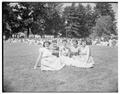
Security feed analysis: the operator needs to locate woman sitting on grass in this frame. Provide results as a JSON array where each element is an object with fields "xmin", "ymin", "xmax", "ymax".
[
  {"xmin": 50, "ymin": 40, "xmax": 59, "ymax": 57},
  {"xmin": 71, "ymin": 39, "xmax": 95, "ymax": 68},
  {"xmin": 34, "ymin": 41, "xmax": 65, "ymax": 71},
  {"xmin": 59, "ymin": 39, "xmax": 74, "ymax": 66},
  {"xmin": 70, "ymin": 39, "xmax": 80, "ymax": 58}
]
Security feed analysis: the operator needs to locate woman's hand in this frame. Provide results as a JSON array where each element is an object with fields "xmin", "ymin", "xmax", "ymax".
[
  {"xmin": 33, "ymin": 66, "xmax": 37, "ymax": 69},
  {"xmin": 79, "ymin": 53, "xmax": 87, "ymax": 55}
]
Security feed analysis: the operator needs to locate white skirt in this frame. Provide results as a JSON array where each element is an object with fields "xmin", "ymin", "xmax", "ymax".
[
  {"xmin": 71, "ymin": 55, "xmax": 95, "ymax": 68},
  {"xmin": 59, "ymin": 56, "xmax": 74, "ymax": 66},
  {"xmin": 41, "ymin": 56, "xmax": 65, "ymax": 71}
]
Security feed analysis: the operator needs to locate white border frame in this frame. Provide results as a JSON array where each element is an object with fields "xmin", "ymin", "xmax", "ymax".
[{"xmin": 0, "ymin": 0, "xmax": 119, "ymax": 94}]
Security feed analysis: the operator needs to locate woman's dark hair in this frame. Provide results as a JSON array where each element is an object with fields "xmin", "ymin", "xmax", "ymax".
[
  {"xmin": 62, "ymin": 39, "xmax": 67, "ymax": 43},
  {"xmin": 72, "ymin": 39, "xmax": 78, "ymax": 44},
  {"xmin": 52, "ymin": 40, "xmax": 57, "ymax": 43},
  {"xmin": 81, "ymin": 38, "xmax": 87, "ymax": 43},
  {"xmin": 43, "ymin": 41, "xmax": 51, "ymax": 47}
]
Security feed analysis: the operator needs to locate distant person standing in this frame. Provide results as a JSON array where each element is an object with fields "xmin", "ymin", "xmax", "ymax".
[{"xmin": 109, "ymin": 37, "xmax": 117, "ymax": 47}]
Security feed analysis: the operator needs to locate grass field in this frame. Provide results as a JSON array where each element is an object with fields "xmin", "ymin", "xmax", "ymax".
[{"xmin": 3, "ymin": 42, "xmax": 118, "ymax": 92}]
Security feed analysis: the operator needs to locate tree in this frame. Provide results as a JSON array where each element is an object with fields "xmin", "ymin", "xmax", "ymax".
[
  {"xmin": 63, "ymin": 3, "xmax": 94, "ymax": 38},
  {"xmin": 93, "ymin": 15, "xmax": 115, "ymax": 37},
  {"xmin": 19, "ymin": 2, "xmax": 45, "ymax": 37},
  {"xmin": 94, "ymin": 3, "xmax": 117, "ymax": 36},
  {"xmin": 2, "ymin": 2, "xmax": 20, "ymax": 39},
  {"xmin": 3, "ymin": 2, "xmax": 64, "ymax": 38},
  {"xmin": 94, "ymin": 3, "xmax": 115, "ymax": 21},
  {"xmin": 43, "ymin": 3, "xmax": 64, "ymax": 36},
  {"xmin": 63, "ymin": 3, "xmax": 82, "ymax": 38},
  {"xmin": 3, "ymin": 2, "xmax": 117, "ymax": 39},
  {"xmin": 19, "ymin": 2, "xmax": 64, "ymax": 37},
  {"xmin": 3, "ymin": 2, "xmax": 11, "ymax": 39},
  {"xmin": 84, "ymin": 4, "xmax": 96, "ymax": 37}
]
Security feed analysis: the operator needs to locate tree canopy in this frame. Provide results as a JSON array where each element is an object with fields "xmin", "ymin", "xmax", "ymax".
[{"xmin": 2, "ymin": 2, "xmax": 117, "ymax": 39}]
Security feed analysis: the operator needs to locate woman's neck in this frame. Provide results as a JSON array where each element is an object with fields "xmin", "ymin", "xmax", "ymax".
[
  {"xmin": 73, "ymin": 45, "xmax": 78, "ymax": 48},
  {"xmin": 81, "ymin": 45, "xmax": 86, "ymax": 48},
  {"xmin": 45, "ymin": 47, "xmax": 50, "ymax": 49},
  {"xmin": 63, "ymin": 45, "xmax": 67, "ymax": 48}
]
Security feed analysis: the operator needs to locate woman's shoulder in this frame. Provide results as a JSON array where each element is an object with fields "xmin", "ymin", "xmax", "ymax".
[
  {"xmin": 85, "ymin": 45, "xmax": 90, "ymax": 51},
  {"xmin": 39, "ymin": 47, "xmax": 46, "ymax": 52},
  {"xmin": 85, "ymin": 45, "xmax": 89, "ymax": 48},
  {"xmin": 59, "ymin": 46, "xmax": 64, "ymax": 50},
  {"xmin": 69, "ymin": 45, "xmax": 73, "ymax": 49},
  {"xmin": 70, "ymin": 45, "xmax": 78, "ymax": 50}
]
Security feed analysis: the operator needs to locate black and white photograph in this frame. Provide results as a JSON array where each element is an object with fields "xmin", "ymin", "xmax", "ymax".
[{"xmin": 2, "ymin": 1, "xmax": 118, "ymax": 93}]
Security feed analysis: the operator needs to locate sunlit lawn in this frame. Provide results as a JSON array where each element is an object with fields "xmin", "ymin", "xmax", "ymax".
[{"xmin": 3, "ymin": 42, "xmax": 118, "ymax": 92}]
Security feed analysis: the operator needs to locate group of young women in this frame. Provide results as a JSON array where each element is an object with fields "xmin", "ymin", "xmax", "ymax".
[{"xmin": 34, "ymin": 39, "xmax": 95, "ymax": 71}]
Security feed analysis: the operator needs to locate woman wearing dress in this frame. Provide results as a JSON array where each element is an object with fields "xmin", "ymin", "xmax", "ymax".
[
  {"xmin": 70, "ymin": 39, "xmax": 80, "ymax": 58},
  {"xmin": 34, "ymin": 41, "xmax": 65, "ymax": 71},
  {"xmin": 78, "ymin": 39, "xmax": 82, "ymax": 47},
  {"xmin": 71, "ymin": 39, "xmax": 95, "ymax": 68},
  {"xmin": 59, "ymin": 39, "xmax": 74, "ymax": 66},
  {"xmin": 50, "ymin": 40, "xmax": 59, "ymax": 57}
]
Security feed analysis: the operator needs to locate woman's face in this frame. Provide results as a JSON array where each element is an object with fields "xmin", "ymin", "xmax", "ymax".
[
  {"xmin": 82, "ymin": 41, "xmax": 86, "ymax": 47},
  {"xmin": 44, "ymin": 42, "xmax": 50, "ymax": 48},
  {"xmin": 52, "ymin": 42, "xmax": 57, "ymax": 47},
  {"xmin": 62, "ymin": 41, "xmax": 67, "ymax": 46},
  {"xmin": 72, "ymin": 41, "xmax": 78, "ymax": 47},
  {"xmin": 79, "ymin": 40, "xmax": 82, "ymax": 45}
]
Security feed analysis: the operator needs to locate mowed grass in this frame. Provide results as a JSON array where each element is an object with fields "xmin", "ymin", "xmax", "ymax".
[{"xmin": 3, "ymin": 42, "xmax": 118, "ymax": 92}]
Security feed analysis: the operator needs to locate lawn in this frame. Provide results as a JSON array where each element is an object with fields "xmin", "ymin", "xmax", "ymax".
[{"xmin": 3, "ymin": 42, "xmax": 118, "ymax": 92}]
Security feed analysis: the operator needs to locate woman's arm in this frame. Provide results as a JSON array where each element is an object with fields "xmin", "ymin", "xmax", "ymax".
[
  {"xmin": 34, "ymin": 52, "xmax": 43, "ymax": 69},
  {"xmin": 85, "ymin": 46, "xmax": 90, "ymax": 63},
  {"xmin": 68, "ymin": 48, "xmax": 71, "ymax": 57},
  {"xmin": 78, "ymin": 47, "xmax": 81, "ymax": 55},
  {"xmin": 52, "ymin": 50, "xmax": 59, "ymax": 54},
  {"xmin": 59, "ymin": 47, "xmax": 63, "ymax": 57}
]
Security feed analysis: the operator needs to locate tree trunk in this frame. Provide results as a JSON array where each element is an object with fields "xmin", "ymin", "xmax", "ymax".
[{"xmin": 27, "ymin": 27, "xmax": 30, "ymax": 38}]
